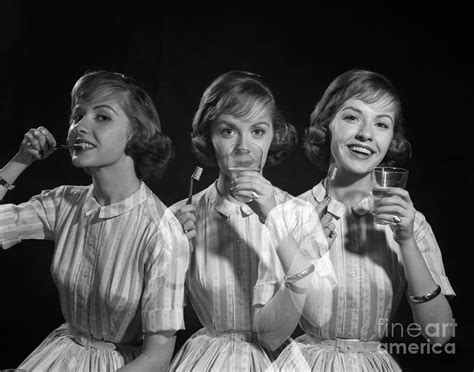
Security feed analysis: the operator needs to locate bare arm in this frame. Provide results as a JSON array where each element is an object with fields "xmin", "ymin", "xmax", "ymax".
[
  {"xmin": 254, "ymin": 198, "xmax": 334, "ymax": 351},
  {"xmin": 374, "ymin": 187, "xmax": 454, "ymax": 345},
  {"xmin": 400, "ymin": 238, "xmax": 453, "ymax": 345},
  {"xmin": 117, "ymin": 331, "xmax": 176, "ymax": 372},
  {"xmin": 254, "ymin": 231, "xmax": 315, "ymax": 351},
  {"xmin": 0, "ymin": 126, "xmax": 56, "ymax": 201}
]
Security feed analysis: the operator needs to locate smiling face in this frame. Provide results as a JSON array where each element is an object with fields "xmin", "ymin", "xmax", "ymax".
[
  {"xmin": 328, "ymin": 95, "xmax": 395, "ymax": 177},
  {"xmin": 67, "ymin": 92, "xmax": 133, "ymax": 173},
  {"xmin": 211, "ymin": 102, "xmax": 274, "ymax": 177}
]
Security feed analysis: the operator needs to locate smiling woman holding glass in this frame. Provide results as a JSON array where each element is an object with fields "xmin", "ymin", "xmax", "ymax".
[{"xmin": 264, "ymin": 68, "xmax": 456, "ymax": 371}]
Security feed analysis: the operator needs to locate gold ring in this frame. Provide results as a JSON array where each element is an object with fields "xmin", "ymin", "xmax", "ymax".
[
  {"xmin": 251, "ymin": 191, "xmax": 259, "ymax": 200},
  {"xmin": 393, "ymin": 215, "xmax": 401, "ymax": 223}
]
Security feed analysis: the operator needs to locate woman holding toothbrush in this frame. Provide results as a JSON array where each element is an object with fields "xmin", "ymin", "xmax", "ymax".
[{"xmin": 0, "ymin": 70, "xmax": 188, "ymax": 371}]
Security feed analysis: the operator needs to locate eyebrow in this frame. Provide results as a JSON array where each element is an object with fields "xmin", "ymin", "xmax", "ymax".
[
  {"xmin": 93, "ymin": 104, "xmax": 119, "ymax": 115},
  {"xmin": 217, "ymin": 119, "xmax": 271, "ymax": 127},
  {"xmin": 341, "ymin": 106, "xmax": 394, "ymax": 122}
]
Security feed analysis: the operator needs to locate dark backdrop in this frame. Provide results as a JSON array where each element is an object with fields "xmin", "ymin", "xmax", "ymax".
[{"xmin": 1, "ymin": 4, "xmax": 471, "ymax": 371}]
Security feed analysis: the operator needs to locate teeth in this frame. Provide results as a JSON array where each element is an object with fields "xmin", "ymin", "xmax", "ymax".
[
  {"xmin": 74, "ymin": 142, "xmax": 95, "ymax": 150},
  {"xmin": 349, "ymin": 146, "xmax": 371, "ymax": 155}
]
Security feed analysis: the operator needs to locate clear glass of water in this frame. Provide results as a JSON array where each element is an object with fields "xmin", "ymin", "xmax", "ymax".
[
  {"xmin": 372, "ymin": 166, "xmax": 409, "ymax": 225},
  {"xmin": 226, "ymin": 142, "xmax": 263, "ymax": 203}
]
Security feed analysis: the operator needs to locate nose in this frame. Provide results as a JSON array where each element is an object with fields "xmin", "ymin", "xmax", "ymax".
[
  {"xmin": 235, "ymin": 132, "xmax": 251, "ymax": 150},
  {"xmin": 355, "ymin": 119, "xmax": 373, "ymax": 142},
  {"xmin": 69, "ymin": 116, "xmax": 90, "ymax": 135}
]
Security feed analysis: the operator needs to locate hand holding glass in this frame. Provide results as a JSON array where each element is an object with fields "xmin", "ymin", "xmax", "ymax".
[
  {"xmin": 372, "ymin": 167, "xmax": 409, "ymax": 225},
  {"xmin": 226, "ymin": 143, "xmax": 263, "ymax": 203}
]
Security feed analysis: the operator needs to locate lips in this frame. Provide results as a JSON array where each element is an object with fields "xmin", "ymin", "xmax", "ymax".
[
  {"xmin": 347, "ymin": 144, "xmax": 373, "ymax": 156},
  {"xmin": 73, "ymin": 139, "xmax": 97, "ymax": 152}
]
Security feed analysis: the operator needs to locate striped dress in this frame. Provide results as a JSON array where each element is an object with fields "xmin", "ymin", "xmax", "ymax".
[
  {"xmin": 168, "ymin": 181, "xmax": 292, "ymax": 371},
  {"xmin": 273, "ymin": 182, "xmax": 455, "ymax": 372},
  {"xmin": 0, "ymin": 182, "xmax": 189, "ymax": 371}
]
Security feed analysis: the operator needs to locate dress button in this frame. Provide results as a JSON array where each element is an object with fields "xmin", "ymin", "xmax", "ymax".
[
  {"xmin": 83, "ymin": 271, "xmax": 89, "ymax": 278},
  {"xmin": 88, "ymin": 238, "xmax": 95, "ymax": 246},
  {"xmin": 350, "ymin": 270, "xmax": 356, "ymax": 277}
]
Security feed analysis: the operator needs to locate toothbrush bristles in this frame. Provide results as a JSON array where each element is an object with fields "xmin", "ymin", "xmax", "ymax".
[
  {"xmin": 191, "ymin": 166, "xmax": 203, "ymax": 181},
  {"xmin": 187, "ymin": 166, "xmax": 203, "ymax": 204}
]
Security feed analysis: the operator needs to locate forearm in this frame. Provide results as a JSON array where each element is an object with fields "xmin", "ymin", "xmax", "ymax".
[
  {"xmin": 1, "ymin": 152, "xmax": 34, "ymax": 201},
  {"xmin": 255, "ymin": 234, "xmax": 313, "ymax": 350},
  {"xmin": 254, "ymin": 284, "xmax": 308, "ymax": 351},
  {"xmin": 118, "ymin": 352, "xmax": 166, "ymax": 372},
  {"xmin": 118, "ymin": 333, "xmax": 176, "ymax": 372},
  {"xmin": 401, "ymin": 238, "xmax": 454, "ymax": 344}
]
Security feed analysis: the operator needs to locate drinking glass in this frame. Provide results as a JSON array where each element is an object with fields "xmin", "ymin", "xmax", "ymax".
[
  {"xmin": 372, "ymin": 166, "xmax": 409, "ymax": 225},
  {"xmin": 225, "ymin": 142, "xmax": 263, "ymax": 203}
]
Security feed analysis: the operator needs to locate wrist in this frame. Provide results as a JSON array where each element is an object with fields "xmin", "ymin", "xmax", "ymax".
[
  {"xmin": 14, "ymin": 151, "xmax": 36, "ymax": 166},
  {"xmin": 396, "ymin": 235, "xmax": 417, "ymax": 249}
]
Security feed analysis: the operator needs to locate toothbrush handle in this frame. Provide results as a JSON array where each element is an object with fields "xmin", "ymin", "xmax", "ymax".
[{"xmin": 187, "ymin": 178, "xmax": 194, "ymax": 204}]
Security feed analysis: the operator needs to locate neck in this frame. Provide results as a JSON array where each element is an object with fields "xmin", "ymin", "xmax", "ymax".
[
  {"xmin": 90, "ymin": 163, "xmax": 141, "ymax": 206},
  {"xmin": 326, "ymin": 168, "xmax": 373, "ymax": 206}
]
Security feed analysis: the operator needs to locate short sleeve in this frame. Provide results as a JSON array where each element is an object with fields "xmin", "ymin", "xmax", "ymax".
[
  {"xmin": 0, "ymin": 187, "xmax": 62, "ymax": 249},
  {"xmin": 141, "ymin": 208, "xmax": 190, "ymax": 333},
  {"xmin": 414, "ymin": 211, "xmax": 455, "ymax": 296}
]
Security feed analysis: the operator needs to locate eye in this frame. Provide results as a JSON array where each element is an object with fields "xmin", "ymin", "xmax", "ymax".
[
  {"xmin": 343, "ymin": 114, "xmax": 359, "ymax": 123},
  {"xmin": 252, "ymin": 128, "xmax": 266, "ymax": 136},
  {"xmin": 70, "ymin": 113, "xmax": 83, "ymax": 124},
  {"xmin": 95, "ymin": 114, "xmax": 110, "ymax": 122},
  {"xmin": 375, "ymin": 121, "xmax": 390, "ymax": 129},
  {"xmin": 219, "ymin": 127, "xmax": 236, "ymax": 137}
]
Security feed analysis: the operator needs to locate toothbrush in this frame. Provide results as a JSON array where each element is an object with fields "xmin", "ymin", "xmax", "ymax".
[
  {"xmin": 325, "ymin": 166, "xmax": 338, "ymax": 198},
  {"xmin": 58, "ymin": 144, "xmax": 75, "ymax": 150},
  {"xmin": 187, "ymin": 166, "xmax": 203, "ymax": 204},
  {"xmin": 57, "ymin": 144, "xmax": 86, "ymax": 150}
]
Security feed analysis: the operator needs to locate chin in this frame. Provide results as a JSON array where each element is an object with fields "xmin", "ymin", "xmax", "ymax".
[{"xmin": 71, "ymin": 158, "xmax": 91, "ymax": 168}]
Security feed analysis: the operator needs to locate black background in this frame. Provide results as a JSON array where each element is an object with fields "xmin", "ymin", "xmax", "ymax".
[{"xmin": 0, "ymin": 4, "xmax": 471, "ymax": 370}]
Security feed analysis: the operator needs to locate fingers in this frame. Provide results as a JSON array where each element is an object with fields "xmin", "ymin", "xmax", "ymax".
[
  {"xmin": 38, "ymin": 126, "xmax": 57, "ymax": 148},
  {"xmin": 173, "ymin": 205, "xmax": 197, "ymax": 240},
  {"xmin": 315, "ymin": 196, "xmax": 331, "ymax": 218},
  {"xmin": 184, "ymin": 229, "xmax": 196, "ymax": 240},
  {"xmin": 326, "ymin": 228, "xmax": 337, "ymax": 246},
  {"xmin": 231, "ymin": 175, "xmax": 272, "ymax": 197},
  {"xmin": 23, "ymin": 126, "xmax": 57, "ymax": 159},
  {"xmin": 322, "ymin": 222, "xmax": 337, "ymax": 246},
  {"xmin": 320, "ymin": 212, "xmax": 333, "ymax": 227},
  {"xmin": 373, "ymin": 187, "xmax": 412, "ymax": 203},
  {"xmin": 175, "ymin": 204, "xmax": 197, "ymax": 215},
  {"xmin": 323, "ymin": 222, "xmax": 335, "ymax": 236},
  {"xmin": 175, "ymin": 210, "xmax": 197, "ymax": 227},
  {"xmin": 232, "ymin": 174, "xmax": 271, "ymax": 189},
  {"xmin": 315, "ymin": 197, "xmax": 336, "ymax": 245}
]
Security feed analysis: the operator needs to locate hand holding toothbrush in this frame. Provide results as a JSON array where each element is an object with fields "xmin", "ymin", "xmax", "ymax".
[
  {"xmin": 173, "ymin": 166, "xmax": 203, "ymax": 240},
  {"xmin": 317, "ymin": 166, "xmax": 337, "ymax": 246},
  {"xmin": 18, "ymin": 126, "xmax": 57, "ymax": 164}
]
